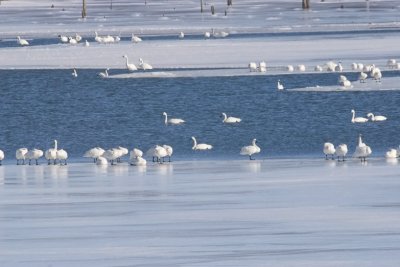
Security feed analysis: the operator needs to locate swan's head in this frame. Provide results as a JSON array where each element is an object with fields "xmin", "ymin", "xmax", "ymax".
[
  {"xmin": 139, "ymin": 58, "xmax": 144, "ymax": 63},
  {"xmin": 162, "ymin": 112, "xmax": 167, "ymax": 116},
  {"xmin": 221, "ymin": 112, "xmax": 226, "ymax": 117},
  {"xmin": 367, "ymin": 113, "xmax": 373, "ymax": 117},
  {"xmin": 351, "ymin": 109, "xmax": 355, "ymax": 113},
  {"xmin": 123, "ymin": 55, "xmax": 127, "ymax": 58},
  {"xmin": 191, "ymin": 136, "xmax": 196, "ymax": 141}
]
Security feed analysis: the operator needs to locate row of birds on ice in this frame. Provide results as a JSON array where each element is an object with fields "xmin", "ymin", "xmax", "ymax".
[
  {"xmin": 0, "ymin": 108, "xmax": 391, "ymax": 166},
  {"xmin": 1, "ymin": 133, "xmax": 398, "ymax": 167},
  {"xmin": 15, "ymin": 29, "xmax": 229, "ymax": 46},
  {"xmin": 324, "ymin": 134, "xmax": 400, "ymax": 162}
]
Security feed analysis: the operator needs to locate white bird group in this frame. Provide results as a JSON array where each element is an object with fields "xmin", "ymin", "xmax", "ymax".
[
  {"xmin": 12, "ymin": 140, "xmax": 68, "ymax": 166},
  {"xmin": 324, "ymin": 134, "xmax": 372, "ymax": 162},
  {"xmin": 248, "ymin": 61, "xmax": 267, "ymax": 72},
  {"xmin": 351, "ymin": 109, "xmax": 387, "ymax": 123}
]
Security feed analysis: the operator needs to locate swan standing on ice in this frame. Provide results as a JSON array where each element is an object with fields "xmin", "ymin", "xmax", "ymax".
[
  {"xmin": 335, "ymin": 144, "xmax": 348, "ymax": 161},
  {"xmin": 103, "ymin": 149, "xmax": 119, "ymax": 165},
  {"xmin": 72, "ymin": 68, "xmax": 78, "ymax": 78},
  {"xmin": 358, "ymin": 72, "xmax": 368, "ymax": 83},
  {"xmin": 0, "ymin": 150, "xmax": 4, "ymax": 165},
  {"xmin": 131, "ymin": 34, "xmax": 142, "ymax": 43},
  {"xmin": 152, "ymin": 145, "xmax": 168, "ymax": 163},
  {"xmin": 17, "ymin": 36, "xmax": 29, "ymax": 46},
  {"xmin": 277, "ymin": 80, "xmax": 284, "ymax": 90},
  {"xmin": 68, "ymin": 36, "xmax": 77, "ymax": 45},
  {"xmin": 259, "ymin": 61, "xmax": 267, "ymax": 72},
  {"xmin": 45, "ymin": 140, "xmax": 58, "ymax": 165},
  {"xmin": 367, "ymin": 113, "xmax": 387, "ymax": 121},
  {"xmin": 297, "ymin": 65, "xmax": 306, "ymax": 72},
  {"xmin": 122, "ymin": 55, "xmax": 137, "ymax": 71},
  {"xmin": 387, "ymin": 59, "xmax": 397, "ymax": 69},
  {"xmin": 84, "ymin": 147, "xmax": 105, "ymax": 163},
  {"xmin": 98, "ymin": 68, "xmax": 109, "ymax": 78},
  {"xmin": 75, "ymin": 33, "xmax": 82, "ymax": 42},
  {"xmin": 191, "ymin": 137, "xmax": 213, "ymax": 150},
  {"xmin": 84, "ymin": 40, "xmax": 90, "ymax": 47},
  {"xmin": 163, "ymin": 112, "xmax": 185, "ymax": 125},
  {"xmin": 351, "ymin": 109, "xmax": 368, "ymax": 123},
  {"xmin": 26, "ymin": 149, "xmax": 44, "ymax": 165},
  {"xmin": 323, "ymin": 142, "xmax": 335, "ymax": 160},
  {"xmin": 221, "ymin": 113, "xmax": 241, "ymax": 124},
  {"xmin": 353, "ymin": 134, "xmax": 372, "ymax": 162},
  {"xmin": 162, "ymin": 145, "xmax": 173, "ymax": 162},
  {"xmin": 16, "ymin": 148, "xmax": 28, "ymax": 165},
  {"xmin": 287, "ymin": 65, "xmax": 294, "ymax": 72},
  {"xmin": 116, "ymin": 146, "xmax": 129, "ymax": 162},
  {"xmin": 139, "ymin": 58, "xmax": 153, "ymax": 70},
  {"xmin": 204, "ymin": 31, "xmax": 211, "ymax": 39},
  {"xmin": 351, "ymin": 62, "xmax": 358, "ymax": 70},
  {"xmin": 334, "ymin": 62, "xmax": 343, "ymax": 72},
  {"xmin": 94, "ymin": 31, "xmax": 103, "ymax": 43},
  {"xmin": 314, "ymin": 65, "xmax": 323, "ymax": 72},
  {"xmin": 240, "ymin": 139, "xmax": 261, "ymax": 160},
  {"xmin": 248, "ymin": 62, "xmax": 257, "ymax": 72},
  {"xmin": 57, "ymin": 148, "xmax": 68, "ymax": 165},
  {"xmin": 178, "ymin": 32, "xmax": 185, "ymax": 39}
]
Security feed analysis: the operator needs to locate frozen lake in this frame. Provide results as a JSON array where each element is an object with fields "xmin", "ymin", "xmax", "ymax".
[{"xmin": 1, "ymin": 159, "xmax": 400, "ymax": 266}]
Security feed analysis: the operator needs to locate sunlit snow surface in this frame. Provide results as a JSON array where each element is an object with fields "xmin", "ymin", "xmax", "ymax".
[{"xmin": 1, "ymin": 159, "xmax": 400, "ymax": 266}]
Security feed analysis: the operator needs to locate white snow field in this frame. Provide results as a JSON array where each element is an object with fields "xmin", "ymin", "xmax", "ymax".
[{"xmin": 1, "ymin": 159, "xmax": 400, "ymax": 266}]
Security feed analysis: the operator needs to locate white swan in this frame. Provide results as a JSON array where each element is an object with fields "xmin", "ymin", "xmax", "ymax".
[
  {"xmin": 325, "ymin": 61, "xmax": 337, "ymax": 72},
  {"xmin": 152, "ymin": 145, "xmax": 168, "ymax": 163},
  {"xmin": 115, "ymin": 146, "xmax": 129, "ymax": 162},
  {"xmin": 26, "ymin": 149, "xmax": 44, "ymax": 165},
  {"xmin": 287, "ymin": 65, "xmax": 294, "ymax": 72},
  {"xmin": 351, "ymin": 62, "xmax": 358, "ymax": 70},
  {"xmin": 357, "ymin": 63, "xmax": 364, "ymax": 71},
  {"xmin": 131, "ymin": 34, "xmax": 142, "ymax": 43},
  {"xmin": 240, "ymin": 139, "xmax": 261, "ymax": 160},
  {"xmin": 56, "ymin": 149, "xmax": 68, "ymax": 165},
  {"xmin": 84, "ymin": 40, "xmax": 90, "ymax": 47},
  {"xmin": 204, "ymin": 31, "xmax": 211, "ymax": 39},
  {"xmin": 72, "ymin": 68, "xmax": 78, "ymax": 78},
  {"xmin": 139, "ymin": 58, "xmax": 153, "ymax": 70},
  {"xmin": 372, "ymin": 68, "xmax": 382, "ymax": 82},
  {"xmin": 75, "ymin": 33, "xmax": 82, "ymax": 42},
  {"xmin": 17, "ymin": 36, "xmax": 29, "ymax": 46},
  {"xmin": 96, "ymin": 156, "xmax": 108, "ymax": 166},
  {"xmin": 84, "ymin": 147, "xmax": 105, "ymax": 163},
  {"xmin": 162, "ymin": 145, "xmax": 173, "ymax": 162},
  {"xmin": 367, "ymin": 113, "xmax": 387, "ymax": 122},
  {"xmin": 191, "ymin": 137, "xmax": 213, "ymax": 150},
  {"xmin": 16, "ymin": 148, "xmax": 28, "ymax": 165},
  {"xmin": 45, "ymin": 140, "xmax": 58, "ymax": 165},
  {"xmin": 98, "ymin": 68, "xmax": 109, "ymax": 78},
  {"xmin": 103, "ymin": 148, "xmax": 119, "ymax": 165},
  {"xmin": 314, "ymin": 65, "xmax": 323, "ymax": 72},
  {"xmin": 334, "ymin": 62, "xmax": 343, "ymax": 72},
  {"xmin": 94, "ymin": 31, "xmax": 103, "ymax": 43},
  {"xmin": 387, "ymin": 59, "xmax": 397, "ymax": 69},
  {"xmin": 163, "ymin": 112, "xmax": 185, "ymax": 125},
  {"xmin": 131, "ymin": 156, "xmax": 147, "ymax": 166},
  {"xmin": 58, "ymin": 35, "xmax": 68, "ymax": 43},
  {"xmin": 222, "ymin": 113, "xmax": 241, "ymax": 124},
  {"xmin": 248, "ymin": 62, "xmax": 257, "ymax": 72},
  {"xmin": 0, "ymin": 150, "xmax": 4, "ymax": 165},
  {"xmin": 351, "ymin": 109, "xmax": 368, "ymax": 123},
  {"xmin": 353, "ymin": 134, "xmax": 372, "ymax": 162},
  {"xmin": 68, "ymin": 36, "xmax": 77, "ymax": 45},
  {"xmin": 178, "ymin": 32, "xmax": 185, "ymax": 39},
  {"xmin": 297, "ymin": 64, "xmax": 306, "ymax": 72},
  {"xmin": 123, "ymin": 55, "xmax": 137, "ymax": 71},
  {"xmin": 335, "ymin": 144, "xmax": 348, "ymax": 161},
  {"xmin": 323, "ymin": 142, "xmax": 335, "ymax": 160},
  {"xmin": 385, "ymin": 149, "xmax": 397, "ymax": 159},
  {"xmin": 358, "ymin": 72, "xmax": 368, "ymax": 83},
  {"xmin": 277, "ymin": 80, "xmax": 284, "ymax": 90},
  {"xmin": 259, "ymin": 61, "xmax": 267, "ymax": 72},
  {"xmin": 130, "ymin": 148, "xmax": 143, "ymax": 160}
]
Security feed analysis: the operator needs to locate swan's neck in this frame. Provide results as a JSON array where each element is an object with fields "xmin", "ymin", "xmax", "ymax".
[
  {"xmin": 358, "ymin": 135, "xmax": 363, "ymax": 146},
  {"xmin": 54, "ymin": 140, "xmax": 58, "ymax": 150},
  {"xmin": 125, "ymin": 57, "xmax": 129, "ymax": 65},
  {"xmin": 105, "ymin": 70, "xmax": 108, "ymax": 76},
  {"xmin": 351, "ymin": 111, "xmax": 355, "ymax": 121},
  {"xmin": 252, "ymin": 139, "xmax": 257, "ymax": 147},
  {"xmin": 164, "ymin": 113, "xmax": 168, "ymax": 124},
  {"xmin": 370, "ymin": 114, "xmax": 374, "ymax": 120},
  {"xmin": 222, "ymin": 113, "xmax": 227, "ymax": 121},
  {"xmin": 192, "ymin": 138, "xmax": 197, "ymax": 148}
]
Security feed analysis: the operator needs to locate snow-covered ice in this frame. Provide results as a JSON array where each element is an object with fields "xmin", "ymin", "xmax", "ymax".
[{"xmin": 1, "ymin": 159, "xmax": 400, "ymax": 266}]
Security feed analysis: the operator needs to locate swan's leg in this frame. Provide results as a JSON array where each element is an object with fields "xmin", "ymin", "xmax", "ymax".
[
  {"xmin": 0, "ymin": 160, "xmax": 2, "ymax": 166},
  {"xmin": 65, "ymin": 160, "xmax": 67, "ymax": 165},
  {"xmin": 36, "ymin": 159, "xmax": 39, "ymax": 165},
  {"xmin": 168, "ymin": 156, "xmax": 171, "ymax": 162},
  {"xmin": 22, "ymin": 159, "xmax": 26, "ymax": 165},
  {"xmin": 29, "ymin": 159, "xmax": 31, "ymax": 165},
  {"xmin": 93, "ymin": 158, "xmax": 96, "ymax": 163},
  {"xmin": 47, "ymin": 159, "xmax": 51, "ymax": 165},
  {"xmin": 325, "ymin": 154, "xmax": 328, "ymax": 160},
  {"xmin": 53, "ymin": 159, "xmax": 57, "ymax": 165},
  {"xmin": 16, "ymin": 159, "xmax": 19, "ymax": 165},
  {"xmin": 331, "ymin": 154, "xmax": 335, "ymax": 160}
]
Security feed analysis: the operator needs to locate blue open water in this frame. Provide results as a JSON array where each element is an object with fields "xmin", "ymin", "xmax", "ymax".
[{"xmin": 1, "ymin": 69, "xmax": 399, "ymax": 161}]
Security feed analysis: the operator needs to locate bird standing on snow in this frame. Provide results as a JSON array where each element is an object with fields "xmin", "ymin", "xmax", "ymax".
[{"xmin": 240, "ymin": 139, "xmax": 261, "ymax": 160}]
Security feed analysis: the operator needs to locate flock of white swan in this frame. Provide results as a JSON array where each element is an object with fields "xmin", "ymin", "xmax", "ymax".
[{"xmin": 0, "ymin": 111, "xmax": 262, "ymax": 166}]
